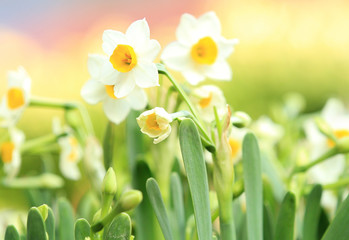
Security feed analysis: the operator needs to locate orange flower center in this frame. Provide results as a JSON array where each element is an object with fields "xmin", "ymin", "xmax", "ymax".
[
  {"xmin": 191, "ymin": 37, "xmax": 218, "ymax": 65},
  {"xmin": 1, "ymin": 142, "xmax": 15, "ymax": 163},
  {"xmin": 146, "ymin": 113, "xmax": 161, "ymax": 131},
  {"xmin": 109, "ymin": 44, "xmax": 137, "ymax": 73},
  {"xmin": 7, "ymin": 88, "xmax": 25, "ymax": 109},
  {"xmin": 327, "ymin": 129, "xmax": 349, "ymax": 147},
  {"xmin": 229, "ymin": 138, "xmax": 240, "ymax": 158},
  {"xmin": 68, "ymin": 137, "xmax": 79, "ymax": 162},
  {"xmin": 199, "ymin": 92, "xmax": 213, "ymax": 108},
  {"xmin": 105, "ymin": 85, "xmax": 118, "ymax": 99}
]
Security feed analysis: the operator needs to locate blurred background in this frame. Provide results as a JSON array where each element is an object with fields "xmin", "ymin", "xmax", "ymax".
[{"xmin": 1, "ymin": 0, "xmax": 349, "ymax": 210}]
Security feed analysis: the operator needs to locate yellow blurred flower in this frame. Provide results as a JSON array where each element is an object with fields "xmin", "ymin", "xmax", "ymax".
[{"xmin": 161, "ymin": 12, "xmax": 239, "ymax": 85}]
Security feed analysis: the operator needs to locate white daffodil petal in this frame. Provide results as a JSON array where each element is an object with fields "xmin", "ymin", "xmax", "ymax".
[
  {"xmin": 88, "ymin": 54, "xmax": 108, "ymax": 79},
  {"xmin": 197, "ymin": 12, "xmax": 222, "ymax": 37},
  {"xmin": 138, "ymin": 39, "xmax": 161, "ymax": 62},
  {"xmin": 133, "ymin": 62, "xmax": 159, "ymax": 89},
  {"xmin": 176, "ymin": 13, "xmax": 198, "ymax": 46},
  {"xmin": 182, "ymin": 70, "xmax": 205, "ymax": 85},
  {"xmin": 204, "ymin": 60, "xmax": 232, "ymax": 81},
  {"xmin": 102, "ymin": 30, "xmax": 127, "ymax": 55},
  {"xmin": 126, "ymin": 88, "xmax": 147, "ymax": 110},
  {"xmin": 218, "ymin": 37, "xmax": 239, "ymax": 59},
  {"xmin": 103, "ymin": 98, "xmax": 131, "ymax": 124},
  {"xmin": 113, "ymin": 73, "xmax": 136, "ymax": 98},
  {"xmin": 81, "ymin": 79, "xmax": 106, "ymax": 104},
  {"xmin": 60, "ymin": 159, "xmax": 81, "ymax": 180},
  {"xmin": 100, "ymin": 61, "xmax": 119, "ymax": 85},
  {"xmin": 161, "ymin": 42, "xmax": 192, "ymax": 71},
  {"xmin": 126, "ymin": 19, "xmax": 150, "ymax": 50},
  {"xmin": 154, "ymin": 126, "xmax": 171, "ymax": 144}
]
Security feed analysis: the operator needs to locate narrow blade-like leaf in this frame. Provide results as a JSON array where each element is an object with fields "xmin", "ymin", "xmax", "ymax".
[
  {"xmin": 179, "ymin": 119, "xmax": 212, "ymax": 240},
  {"xmin": 242, "ymin": 133, "xmax": 263, "ymax": 240},
  {"xmin": 170, "ymin": 172, "xmax": 186, "ymax": 240},
  {"xmin": 5, "ymin": 225, "xmax": 20, "ymax": 240},
  {"xmin": 303, "ymin": 185, "xmax": 322, "ymax": 240},
  {"xmin": 274, "ymin": 192, "xmax": 296, "ymax": 240},
  {"xmin": 58, "ymin": 198, "xmax": 74, "ymax": 240},
  {"xmin": 27, "ymin": 208, "xmax": 46, "ymax": 240}
]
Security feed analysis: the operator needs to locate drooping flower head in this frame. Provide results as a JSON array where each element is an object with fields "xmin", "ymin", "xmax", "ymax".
[
  {"xmin": 99, "ymin": 19, "xmax": 161, "ymax": 98},
  {"xmin": 81, "ymin": 54, "xmax": 148, "ymax": 124},
  {"xmin": 0, "ymin": 128, "xmax": 25, "ymax": 179},
  {"xmin": 0, "ymin": 67, "xmax": 31, "ymax": 127},
  {"xmin": 137, "ymin": 107, "xmax": 173, "ymax": 144},
  {"xmin": 161, "ymin": 12, "xmax": 239, "ymax": 85}
]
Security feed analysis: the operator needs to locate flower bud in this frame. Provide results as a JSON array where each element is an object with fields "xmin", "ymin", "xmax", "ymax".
[
  {"xmin": 118, "ymin": 190, "xmax": 143, "ymax": 212},
  {"xmin": 231, "ymin": 111, "xmax": 252, "ymax": 128},
  {"xmin": 37, "ymin": 204, "xmax": 48, "ymax": 221},
  {"xmin": 102, "ymin": 168, "xmax": 117, "ymax": 196},
  {"xmin": 137, "ymin": 107, "xmax": 173, "ymax": 144}
]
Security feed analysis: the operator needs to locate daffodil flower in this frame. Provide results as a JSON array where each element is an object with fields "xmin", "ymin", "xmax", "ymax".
[
  {"xmin": 53, "ymin": 119, "xmax": 82, "ymax": 180},
  {"xmin": 304, "ymin": 98, "xmax": 349, "ymax": 212},
  {"xmin": 0, "ymin": 128, "xmax": 25, "ymax": 179},
  {"xmin": 98, "ymin": 19, "xmax": 161, "ymax": 98},
  {"xmin": 137, "ymin": 107, "xmax": 173, "ymax": 144},
  {"xmin": 251, "ymin": 116, "xmax": 284, "ymax": 146},
  {"xmin": 0, "ymin": 67, "xmax": 31, "ymax": 127},
  {"xmin": 192, "ymin": 85, "xmax": 226, "ymax": 122},
  {"xmin": 81, "ymin": 54, "xmax": 148, "ymax": 124},
  {"xmin": 161, "ymin": 12, "xmax": 239, "ymax": 85}
]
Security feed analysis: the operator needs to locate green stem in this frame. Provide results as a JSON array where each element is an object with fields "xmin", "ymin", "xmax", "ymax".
[
  {"xmin": 324, "ymin": 177, "xmax": 349, "ymax": 190},
  {"xmin": 291, "ymin": 148, "xmax": 338, "ymax": 176},
  {"xmin": 29, "ymin": 98, "xmax": 77, "ymax": 109},
  {"xmin": 217, "ymin": 195, "xmax": 236, "ymax": 240},
  {"xmin": 20, "ymin": 133, "xmax": 67, "ymax": 153}
]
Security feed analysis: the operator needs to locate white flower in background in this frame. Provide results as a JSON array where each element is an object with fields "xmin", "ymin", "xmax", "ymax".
[
  {"xmin": 98, "ymin": 19, "xmax": 161, "ymax": 98},
  {"xmin": 228, "ymin": 126, "xmax": 247, "ymax": 162},
  {"xmin": 53, "ymin": 119, "xmax": 82, "ymax": 180},
  {"xmin": 251, "ymin": 116, "xmax": 284, "ymax": 146},
  {"xmin": 161, "ymin": 12, "xmax": 239, "ymax": 85},
  {"xmin": 192, "ymin": 85, "xmax": 226, "ymax": 122},
  {"xmin": 0, "ymin": 67, "xmax": 31, "ymax": 127},
  {"xmin": 81, "ymin": 54, "xmax": 148, "ymax": 124},
  {"xmin": 84, "ymin": 136, "xmax": 106, "ymax": 189},
  {"xmin": 137, "ymin": 107, "xmax": 173, "ymax": 144},
  {"xmin": 0, "ymin": 128, "xmax": 25, "ymax": 179},
  {"xmin": 304, "ymin": 98, "xmax": 349, "ymax": 212}
]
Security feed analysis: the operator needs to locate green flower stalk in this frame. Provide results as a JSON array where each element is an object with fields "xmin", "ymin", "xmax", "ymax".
[
  {"xmin": 212, "ymin": 107, "xmax": 236, "ymax": 240},
  {"xmin": 91, "ymin": 190, "xmax": 143, "ymax": 232}
]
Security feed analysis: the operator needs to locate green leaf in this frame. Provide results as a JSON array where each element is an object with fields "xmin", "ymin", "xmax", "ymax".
[
  {"xmin": 103, "ymin": 212, "xmax": 132, "ymax": 240},
  {"xmin": 5, "ymin": 225, "xmax": 20, "ymax": 240},
  {"xmin": 263, "ymin": 204, "xmax": 274, "ymax": 240},
  {"xmin": 303, "ymin": 185, "xmax": 322, "ymax": 240},
  {"xmin": 132, "ymin": 161, "xmax": 157, "ymax": 240},
  {"xmin": 274, "ymin": 192, "xmax": 296, "ymax": 240},
  {"xmin": 318, "ymin": 208, "xmax": 330, "ymax": 239},
  {"xmin": 103, "ymin": 121, "xmax": 116, "ymax": 169},
  {"xmin": 242, "ymin": 133, "xmax": 263, "ymax": 240},
  {"xmin": 27, "ymin": 207, "xmax": 47, "ymax": 240},
  {"xmin": 75, "ymin": 218, "xmax": 90, "ymax": 240},
  {"xmin": 322, "ymin": 193, "xmax": 349, "ymax": 240},
  {"xmin": 45, "ymin": 208, "xmax": 55, "ymax": 240},
  {"xmin": 170, "ymin": 172, "xmax": 185, "ymax": 240},
  {"xmin": 179, "ymin": 119, "xmax": 212, "ymax": 240},
  {"xmin": 58, "ymin": 198, "xmax": 75, "ymax": 240},
  {"xmin": 146, "ymin": 178, "xmax": 174, "ymax": 240}
]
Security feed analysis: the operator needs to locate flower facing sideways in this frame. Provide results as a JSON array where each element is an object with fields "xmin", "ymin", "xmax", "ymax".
[
  {"xmin": 161, "ymin": 12, "xmax": 239, "ymax": 85},
  {"xmin": 53, "ymin": 119, "xmax": 83, "ymax": 180},
  {"xmin": 0, "ymin": 128, "xmax": 25, "ymax": 179},
  {"xmin": 0, "ymin": 67, "xmax": 31, "ymax": 127},
  {"xmin": 192, "ymin": 85, "xmax": 226, "ymax": 122},
  {"xmin": 99, "ymin": 18, "xmax": 161, "ymax": 98},
  {"xmin": 137, "ymin": 107, "xmax": 173, "ymax": 144},
  {"xmin": 81, "ymin": 54, "xmax": 148, "ymax": 124}
]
